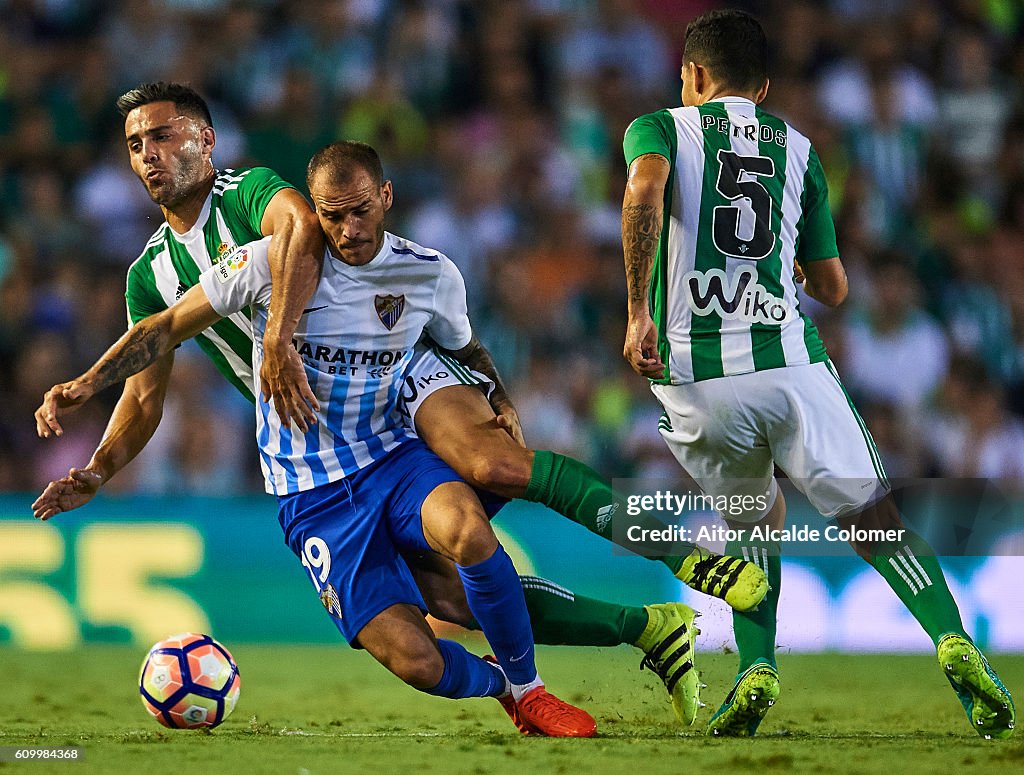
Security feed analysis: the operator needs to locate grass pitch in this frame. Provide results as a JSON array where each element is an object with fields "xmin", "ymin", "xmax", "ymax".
[{"xmin": 1, "ymin": 645, "xmax": 1021, "ymax": 775}]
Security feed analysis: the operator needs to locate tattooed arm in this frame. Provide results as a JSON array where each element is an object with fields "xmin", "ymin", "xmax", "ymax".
[
  {"xmin": 622, "ymin": 152, "xmax": 671, "ymax": 378},
  {"xmin": 444, "ymin": 335, "xmax": 525, "ymax": 446},
  {"xmin": 32, "ymin": 284, "xmax": 227, "ymax": 520},
  {"xmin": 35, "ymin": 284, "xmax": 222, "ymax": 438},
  {"xmin": 32, "ymin": 285, "xmax": 221, "ymax": 519}
]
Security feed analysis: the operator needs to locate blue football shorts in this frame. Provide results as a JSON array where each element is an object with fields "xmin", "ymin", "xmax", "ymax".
[{"xmin": 276, "ymin": 438, "xmax": 466, "ymax": 647}]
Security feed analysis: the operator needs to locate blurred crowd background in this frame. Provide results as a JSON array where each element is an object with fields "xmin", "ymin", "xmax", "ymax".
[{"xmin": 1, "ymin": 0, "xmax": 1023, "ymax": 496}]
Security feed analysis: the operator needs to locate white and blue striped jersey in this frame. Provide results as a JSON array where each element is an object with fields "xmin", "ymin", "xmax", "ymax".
[{"xmin": 198, "ymin": 232, "xmax": 474, "ymax": 495}]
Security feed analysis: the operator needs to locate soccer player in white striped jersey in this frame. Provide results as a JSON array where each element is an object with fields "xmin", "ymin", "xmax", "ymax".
[
  {"xmin": 621, "ymin": 9, "xmax": 1013, "ymax": 739},
  {"xmin": 32, "ymin": 142, "xmax": 599, "ymax": 737}
]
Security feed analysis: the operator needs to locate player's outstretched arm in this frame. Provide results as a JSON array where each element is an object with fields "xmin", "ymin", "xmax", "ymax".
[
  {"xmin": 259, "ymin": 189, "xmax": 324, "ymax": 433},
  {"xmin": 35, "ymin": 284, "xmax": 222, "ymax": 438},
  {"xmin": 443, "ymin": 335, "xmax": 525, "ymax": 447},
  {"xmin": 32, "ymin": 352, "xmax": 175, "ymax": 520},
  {"xmin": 622, "ymin": 153, "xmax": 670, "ymax": 379}
]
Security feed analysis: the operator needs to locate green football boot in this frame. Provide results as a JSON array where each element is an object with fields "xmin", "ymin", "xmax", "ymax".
[
  {"xmin": 937, "ymin": 634, "xmax": 1015, "ymax": 740},
  {"xmin": 705, "ymin": 662, "xmax": 780, "ymax": 737},
  {"xmin": 636, "ymin": 603, "xmax": 701, "ymax": 726},
  {"xmin": 677, "ymin": 546, "xmax": 769, "ymax": 612}
]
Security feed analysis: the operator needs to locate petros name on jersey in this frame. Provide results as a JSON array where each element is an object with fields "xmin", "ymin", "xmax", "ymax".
[
  {"xmin": 683, "ymin": 267, "xmax": 795, "ymax": 325},
  {"xmin": 700, "ymin": 114, "xmax": 786, "ymax": 147}
]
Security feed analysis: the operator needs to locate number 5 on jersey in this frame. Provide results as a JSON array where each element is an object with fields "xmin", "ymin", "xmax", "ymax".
[{"xmin": 712, "ymin": 150, "xmax": 776, "ymax": 260}]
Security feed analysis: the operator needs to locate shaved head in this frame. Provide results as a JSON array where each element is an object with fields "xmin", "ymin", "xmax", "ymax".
[{"xmin": 307, "ymin": 141, "xmax": 384, "ymax": 191}]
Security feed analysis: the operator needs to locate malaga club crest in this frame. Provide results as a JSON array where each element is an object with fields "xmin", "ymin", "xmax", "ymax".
[
  {"xmin": 319, "ymin": 583, "xmax": 342, "ymax": 619},
  {"xmin": 374, "ymin": 294, "xmax": 405, "ymax": 330}
]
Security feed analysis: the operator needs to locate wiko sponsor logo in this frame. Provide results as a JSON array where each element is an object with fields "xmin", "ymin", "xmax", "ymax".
[
  {"xmin": 395, "ymin": 370, "xmax": 451, "ymax": 417},
  {"xmin": 684, "ymin": 267, "xmax": 794, "ymax": 325}
]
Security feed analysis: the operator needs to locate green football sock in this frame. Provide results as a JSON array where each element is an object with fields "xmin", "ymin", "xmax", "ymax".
[
  {"xmin": 466, "ymin": 576, "xmax": 649, "ymax": 646},
  {"xmin": 726, "ymin": 534, "xmax": 781, "ymax": 673},
  {"xmin": 521, "ymin": 576, "xmax": 649, "ymax": 646},
  {"xmin": 866, "ymin": 529, "xmax": 968, "ymax": 646},
  {"xmin": 524, "ymin": 450, "xmax": 688, "ymax": 575}
]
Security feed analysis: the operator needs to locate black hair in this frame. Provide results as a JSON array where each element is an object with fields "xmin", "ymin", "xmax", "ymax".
[
  {"xmin": 115, "ymin": 82, "xmax": 213, "ymax": 126},
  {"xmin": 683, "ymin": 10, "xmax": 768, "ymax": 93},
  {"xmin": 307, "ymin": 141, "xmax": 384, "ymax": 188}
]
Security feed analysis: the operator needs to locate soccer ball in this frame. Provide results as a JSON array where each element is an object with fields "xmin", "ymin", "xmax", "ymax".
[{"xmin": 139, "ymin": 633, "xmax": 241, "ymax": 729}]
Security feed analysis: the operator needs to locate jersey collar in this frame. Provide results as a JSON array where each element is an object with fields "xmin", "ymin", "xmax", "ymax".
[{"xmin": 707, "ymin": 96, "xmax": 756, "ymax": 106}]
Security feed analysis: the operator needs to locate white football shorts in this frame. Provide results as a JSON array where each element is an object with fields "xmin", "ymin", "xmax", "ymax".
[
  {"xmin": 394, "ymin": 343, "xmax": 495, "ymax": 433},
  {"xmin": 653, "ymin": 360, "xmax": 890, "ymax": 523}
]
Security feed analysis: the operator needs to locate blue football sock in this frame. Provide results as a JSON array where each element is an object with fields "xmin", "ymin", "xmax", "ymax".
[
  {"xmin": 421, "ymin": 639, "xmax": 506, "ymax": 699},
  {"xmin": 456, "ymin": 545, "xmax": 538, "ymax": 685}
]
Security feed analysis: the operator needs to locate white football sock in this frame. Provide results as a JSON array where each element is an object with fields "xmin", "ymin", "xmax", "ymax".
[{"xmin": 510, "ymin": 673, "xmax": 544, "ymax": 702}]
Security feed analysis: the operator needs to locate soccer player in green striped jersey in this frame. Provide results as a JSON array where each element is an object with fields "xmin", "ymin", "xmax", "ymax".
[
  {"xmin": 622, "ymin": 9, "xmax": 1014, "ymax": 739},
  {"xmin": 32, "ymin": 81, "xmax": 323, "ymax": 489},
  {"xmin": 119, "ymin": 83, "xmax": 324, "ymax": 427}
]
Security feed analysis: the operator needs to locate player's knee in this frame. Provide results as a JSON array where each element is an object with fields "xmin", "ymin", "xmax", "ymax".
[
  {"xmin": 874, "ymin": 495, "xmax": 903, "ymax": 530},
  {"xmin": 446, "ymin": 514, "xmax": 498, "ymax": 566},
  {"xmin": 844, "ymin": 494, "xmax": 903, "ymax": 557},
  {"xmin": 466, "ymin": 452, "xmax": 530, "ymax": 496},
  {"xmin": 422, "ymin": 484, "xmax": 499, "ymax": 563}
]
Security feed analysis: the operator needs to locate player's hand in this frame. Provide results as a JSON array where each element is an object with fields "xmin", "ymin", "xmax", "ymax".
[
  {"xmin": 259, "ymin": 340, "xmax": 319, "ymax": 433},
  {"xmin": 31, "ymin": 468, "xmax": 104, "ymax": 520},
  {"xmin": 35, "ymin": 378, "xmax": 97, "ymax": 438},
  {"xmin": 623, "ymin": 310, "xmax": 666, "ymax": 379},
  {"xmin": 793, "ymin": 260, "xmax": 805, "ymax": 285},
  {"xmin": 494, "ymin": 400, "xmax": 526, "ymax": 447}
]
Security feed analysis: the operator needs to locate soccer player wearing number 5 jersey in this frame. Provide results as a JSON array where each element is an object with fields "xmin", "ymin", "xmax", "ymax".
[{"xmin": 621, "ymin": 9, "xmax": 1014, "ymax": 739}]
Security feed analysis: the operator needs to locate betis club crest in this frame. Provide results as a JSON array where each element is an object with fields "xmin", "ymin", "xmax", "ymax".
[{"xmin": 374, "ymin": 294, "xmax": 405, "ymax": 330}]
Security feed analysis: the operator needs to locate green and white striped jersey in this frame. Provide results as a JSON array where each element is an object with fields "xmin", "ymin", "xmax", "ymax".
[
  {"xmin": 125, "ymin": 167, "xmax": 294, "ymax": 402},
  {"xmin": 623, "ymin": 97, "xmax": 837, "ymax": 385}
]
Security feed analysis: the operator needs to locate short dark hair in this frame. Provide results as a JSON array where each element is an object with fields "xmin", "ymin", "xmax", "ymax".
[
  {"xmin": 116, "ymin": 82, "xmax": 213, "ymax": 126},
  {"xmin": 683, "ymin": 10, "xmax": 768, "ymax": 93},
  {"xmin": 307, "ymin": 141, "xmax": 384, "ymax": 188}
]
